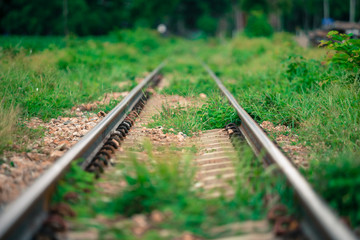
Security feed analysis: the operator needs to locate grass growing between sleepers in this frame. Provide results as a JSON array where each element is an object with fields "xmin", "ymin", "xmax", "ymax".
[
  {"xmin": 52, "ymin": 140, "xmax": 277, "ymax": 239},
  {"xmin": 148, "ymin": 94, "xmax": 240, "ymax": 136}
]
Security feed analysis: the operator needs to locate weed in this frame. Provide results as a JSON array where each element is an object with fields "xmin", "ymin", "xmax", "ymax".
[
  {"xmin": 52, "ymin": 159, "xmax": 96, "ymax": 204},
  {"xmin": 110, "ymin": 152, "xmax": 196, "ymax": 216},
  {"xmin": 0, "ymin": 102, "xmax": 19, "ymax": 153},
  {"xmin": 320, "ymin": 31, "xmax": 360, "ymax": 70},
  {"xmin": 149, "ymin": 94, "xmax": 240, "ymax": 135},
  {"xmin": 148, "ymin": 103, "xmax": 202, "ymax": 136},
  {"xmin": 56, "ymin": 140, "xmax": 271, "ymax": 239},
  {"xmin": 196, "ymin": 94, "xmax": 239, "ymax": 129},
  {"xmin": 284, "ymin": 54, "xmax": 325, "ymax": 92}
]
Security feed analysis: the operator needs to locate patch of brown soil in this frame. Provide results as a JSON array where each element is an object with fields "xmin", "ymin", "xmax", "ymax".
[
  {"xmin": 0, "ymin": 110, "xmax": 106, "ymax": 210},
  {"xmin": 260, "ymin": 121, "xmax": 309, "ymax": 167}
]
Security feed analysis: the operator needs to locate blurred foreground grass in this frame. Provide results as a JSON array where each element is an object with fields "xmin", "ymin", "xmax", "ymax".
[{"xmin": 54, "ymin": 141, "xmax": 272, "ymax": 239}]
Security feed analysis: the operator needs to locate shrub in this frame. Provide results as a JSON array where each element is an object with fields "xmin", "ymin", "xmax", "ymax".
[
  {"xmin": 320, "ymin": 31, "xmax": 360, "ymax": 70},
  {"xmin": 196, "ymin": 15, "xmax": 218, "ymax": 36},
  {"xmin": 245, "ymin": 12, "xmax": 273, "ymax": 38}
]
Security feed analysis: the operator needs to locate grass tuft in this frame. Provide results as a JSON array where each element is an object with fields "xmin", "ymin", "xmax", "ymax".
[
  {"xmin": 148, "ymin": 94, "xmax": 240, "ymax": 136},
  {"xmin": 0, "ymin": 102, "xmax": 20, "ymax": 153}
]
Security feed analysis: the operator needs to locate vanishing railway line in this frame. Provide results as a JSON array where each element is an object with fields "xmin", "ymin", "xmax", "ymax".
[{"xmin": 0, "ymin": 61, "xmax": 358, "ymax": 240}]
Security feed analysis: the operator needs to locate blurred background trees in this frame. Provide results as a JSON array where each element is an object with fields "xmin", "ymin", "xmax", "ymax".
[{"xmin": 0, "ymin": 0, "xmax": 358, "ymax": 36}]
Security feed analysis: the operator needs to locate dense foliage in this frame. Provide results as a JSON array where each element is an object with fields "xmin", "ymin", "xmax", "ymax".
[
  {"xmin": 1, "ymin": 0, "xmax": 359, "ymax": 36},
  {"xmin": 321, "ymin": 31, "xmax": 360, "ymax": 70},
  {"xmin": 245, "ymin": 12, "xmax": 273, "ymax": 38}
]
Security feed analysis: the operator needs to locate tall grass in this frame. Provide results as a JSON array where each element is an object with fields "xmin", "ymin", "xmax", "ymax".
[
  {"xmin": 0, "ymin": 102, "xmax": 20, "ymax": 153},
  {"xmin": 148, "ymin": 93, "xmax": 240, "ymax": 135}
]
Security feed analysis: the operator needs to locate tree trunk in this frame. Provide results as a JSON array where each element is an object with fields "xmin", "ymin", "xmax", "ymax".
[
  {"xmin": 234, "ymin": 5, "xmax": 245, "ymax": 33},
  {"xmin": 350, "ymin": 0, "xmax": 356, "ymax": 22},
  {"xmin": 176, "ymin": 18, "xmax": 186, "ymax": 36},
  {"xmin": 303, "ymin": 0, "xmax": 309, "ymax": 32},
  {"xmin": 217, "ymin": 17, "xmax": 227, "ymax": 39},
  {"xmin": 269, "ymin": 12, "xmax": 281, "ymax": 31},
  {"xmin": 63, "ymin": 0, "xmax": 69, "ymax": 36},
  {"xmin": 323, "ymin": 0, "xmax": 330, "ymax": 19}
]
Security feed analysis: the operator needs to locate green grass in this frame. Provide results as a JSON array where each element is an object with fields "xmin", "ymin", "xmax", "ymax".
[
  {"xmin": 0, "ymin": 30, "xmax": 172, "ymax": 153},
  {"xmin": 0, "ymin": 36, "xmax": 66, "ymax": 53},
  {"xmin": 199, "ymin": 33, "xmax": 360, "ymax": 227},
  {"xmin": 144, "ymin": 32, "xmax": 360, "ymax": 228},
  {"xmin": 148, "ymin": 103, "xmax": 203, "ymax": 136},
  {"xmin": 148, "ymin": 94, "xmax": 240, "ymax": 136},
  {"xmin": 0, "ymin": 102, "xmax": 20, "ymax": 153},
  {"xmin": 53, "ymin": 141, "xmax": 271, "ymax": 239},
  {"xmin": 304, "ymin": 151, "xmax": 360, "ymax": 226},
  {"xmin": 2, "ymin": 30, "xmax": 360, "ymax": 230}
]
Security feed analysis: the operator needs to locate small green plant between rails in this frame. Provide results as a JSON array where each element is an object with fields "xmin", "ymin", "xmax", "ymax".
[
  {"xmin": 148, "ymin": 94, "xmax": 240, "ymax": 136},
  {"xmin": 53, "ymin": 141, "xmax": 273, "ymax": 239},
  {"xmin": 52, "ymin": 159, "xmax": 97, "ymax": 205}
]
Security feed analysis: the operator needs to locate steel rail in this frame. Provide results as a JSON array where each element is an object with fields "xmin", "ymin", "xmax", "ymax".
[
  {"xmin": 203, "ymin": 63, "xmax": 358, "ymax": 240},
  {"xmin": 0, "ymin": 61, "xmax": 166, "ymax": 240}
]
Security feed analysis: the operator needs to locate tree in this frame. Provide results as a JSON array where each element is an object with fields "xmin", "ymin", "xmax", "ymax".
[{"xmin": 350, "ymin": 0, "xmax": 356, "ymax": 22}]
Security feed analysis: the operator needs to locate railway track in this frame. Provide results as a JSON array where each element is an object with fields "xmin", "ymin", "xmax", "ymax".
[{"xmin": 0, "ymin": 61, "xmax": 358, "ymax": 240}]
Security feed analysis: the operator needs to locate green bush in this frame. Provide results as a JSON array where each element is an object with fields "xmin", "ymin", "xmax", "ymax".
[
  {"xmin": 320, "ymin": 31, "xmax": 360, "ymax": 70},
  {"xmin": 245, "ymin": 12, "xmax": 273, "ymax": 38},
  {"xmin": 196, "ymin": 15, "xmax": 218, "ymax": 36}
]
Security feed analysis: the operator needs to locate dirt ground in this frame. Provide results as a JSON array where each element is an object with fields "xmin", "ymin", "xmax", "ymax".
[{"xmin": 0, "ymin": 92, "xmax": 128, "ymax": 210}]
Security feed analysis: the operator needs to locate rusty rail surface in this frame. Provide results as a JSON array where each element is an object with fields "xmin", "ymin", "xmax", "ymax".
[
  {"xmin": 203, "ymin": 63, "xmax": 358, "ymax": 240},
  {"xmin": 0, "ymin": 62, "xmax": 166, "ymax": 240}
]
